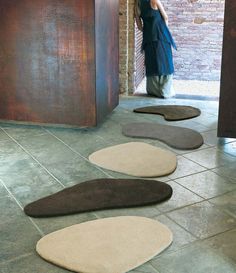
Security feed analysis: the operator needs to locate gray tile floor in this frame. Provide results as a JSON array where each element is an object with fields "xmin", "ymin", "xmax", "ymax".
[{"xmin": 0, "ymin": 95, "xmax": 236, "ymax": 273}]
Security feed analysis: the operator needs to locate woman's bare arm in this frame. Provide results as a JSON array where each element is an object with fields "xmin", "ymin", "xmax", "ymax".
[
  {"xmin": 134, "ymin": 0, "xmax": 143, "ymax": 32},
  {"xmin": 151, "ymin": 0, "xmax": 168, "ymax": 24}
]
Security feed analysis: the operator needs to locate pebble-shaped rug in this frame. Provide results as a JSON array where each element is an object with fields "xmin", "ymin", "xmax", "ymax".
[
  {"xmin": 133, "ymin": 105, "xmax": 201, "ymax": 121},
  {"xmin": 24, "ymin": 179, "xmax": 173, "ymax": 217},
  {"xmin": 88, "ymin": 142, "xmax": 177, "ymax": 177},
  {"xmin": 122, "ymin": 123, "xmax": 203, "ymax": 150},
  {"xmin": 36, "ymin": 216, "xmax": 173, "ymax": 273}
]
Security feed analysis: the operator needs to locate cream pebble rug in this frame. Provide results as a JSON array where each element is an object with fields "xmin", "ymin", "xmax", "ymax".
[
  {"xmin": 88, "ymin": 142, "xmax": 177, "ymax": 177},
  {"xmin": 36, "ymin": 216, "xmax": 173, "ymax": 273},
  {"xmin": 122, "ymin": 123, "xmax": 203, "ymax": 150}
]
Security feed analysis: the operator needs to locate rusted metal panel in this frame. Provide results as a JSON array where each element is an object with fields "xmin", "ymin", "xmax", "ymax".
[
  {"xmin": 95, "ymin": 0, "xmax": 119, "ymax": 123},
  {"xmin": 218, "ymin": 0, "xmax": 236, "ymax": 137},
  {"xmin": 0, "ymin": 0, "xmax": 119, "ymax": 127}
]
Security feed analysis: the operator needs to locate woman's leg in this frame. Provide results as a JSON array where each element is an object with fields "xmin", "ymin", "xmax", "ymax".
[
  {"xmin": 144, "ymin": 40, "xmax": 175, "ymax": 98},
  {"xmin": 146, "ymin": 74, "xmax": 175, "ymax": 98}
]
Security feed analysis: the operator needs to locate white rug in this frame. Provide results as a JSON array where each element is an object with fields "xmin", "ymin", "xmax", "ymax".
[
  {"xmin": 37, "ymin": 216, "xmax": 173, "ymax": 273},
  {"xmin": 88, "ymin": 142, "xmax": 177, "ymax": 177}
]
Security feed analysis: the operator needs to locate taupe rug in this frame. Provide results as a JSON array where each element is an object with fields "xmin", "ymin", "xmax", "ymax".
[
  {"xmin": 88, "ymin": 142, "xmax": 177, "ymax": 177},
  {"xmin": 24, "ymin": 178, "xmax": 173, "ymax": 217},
  {"xmin": 122, "ymin": 123, "xmax": 203, "ymax": 150},
  {"xmin": 133, "ymin": 105, "xmax": 201, "ymax": 121},
  {"xmin": 36, "ymin": 216, "xmax": 173, "ymax": 273}
]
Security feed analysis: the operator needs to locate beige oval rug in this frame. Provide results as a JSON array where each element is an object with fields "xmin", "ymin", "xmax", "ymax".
[
  {"xmin": 88, "ymin": 142, "xmax": 177, "ymax": 177},
  {"xmin": 36, "ymin": 216, "xmax": 173, "ymax": 273}
]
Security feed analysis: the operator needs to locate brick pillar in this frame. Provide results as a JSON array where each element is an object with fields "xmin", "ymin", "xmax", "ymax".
[
  {"xmin": 128, "ymin": 0, "xmax": 135, "ymax": 94},
  {"xmin": 119, "ymin": 0, "xmax": 136, "ymax": 94},
  {"xmin": 119, "ymin": 0, "xmax": 129, "ymax": 94}
]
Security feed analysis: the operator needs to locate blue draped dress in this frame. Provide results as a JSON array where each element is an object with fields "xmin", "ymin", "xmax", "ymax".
[{"xmin": 137, "ymin": 0, "xmax": 177, "ymax": 98}]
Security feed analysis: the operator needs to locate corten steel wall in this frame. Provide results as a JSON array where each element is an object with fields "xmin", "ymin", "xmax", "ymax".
[
  {"xmin": 218, "ymin": 0, "xmax": 236, "ymax": 138},
  {"xmin": 95, "ymin": 0, "xmax": 119, "ymax": 123},
  {"xmin": 0, "ymin": 0, "xmax": 119, "ymax": 126}
]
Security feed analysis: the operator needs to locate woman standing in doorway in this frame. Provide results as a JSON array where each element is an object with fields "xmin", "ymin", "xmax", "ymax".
[{"xmin": 135, "ymin": 0, "xmax": 177, "ymax": 98}]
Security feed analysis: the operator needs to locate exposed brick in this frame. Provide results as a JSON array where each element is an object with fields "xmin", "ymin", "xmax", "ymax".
[{"xmin": 162, "ymin": 0, "xmax": 225, "ymax": 81}]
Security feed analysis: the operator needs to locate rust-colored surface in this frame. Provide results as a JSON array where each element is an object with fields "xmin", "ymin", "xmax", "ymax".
[
  {"xmin": 218, "ymin": 1, "xmax": 236, "ymax": 137},
  {"xmin": 0, "ymin": 0, "xmax": 119, "ymax": 127},
  {"xmin": 95, "ymin": 0, "xmax": 119, "ymax": 123}
]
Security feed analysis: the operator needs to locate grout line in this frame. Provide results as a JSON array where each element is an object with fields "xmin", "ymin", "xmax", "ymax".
[
  {"xmin": 201, "ymin": 227, "xmax": 236, "ymax": 243},
  {"xmin": 163, "ymin": 199, "xmax": 236, "ymax": 238},
  {"xmin": 172, "ymin": 145, "xmax": 212, "ymax": 156},
  {"xmin": 160, "ymin": 194, "xmax": 236, "ymax": 221},
  {"xmin": 206, "ymin": 189, "xmax": 236, "ymax": 203},
  {"xmin": 0, "ymin": 178, "xmax": 24, "ymax": 210},
  {"xmin": 163, "ymin": 213, "xmax": 199, "ymax": 239},
  {"xmin": 0, "ymin": 193, "xmax": 10, "ymax": 200},
  {"xmin": 206, "ymin": 199, "xmax": 236, "ymax": 219},
  {"xmin": 168, "ymin": 168, "xmax": 208, "ymax": 180},
  {"xmin": 0, "ymin": 128, "xmax": 66, "ymax": 189},
  {"xmin": 147, "ymin": 263, "xmax": 161, "ymax": 273},
  {"xmin": 210, "ymin": 168, "xmax": 236, "ymax": 184},
  {"xmin": 200, "ymin": 128, "xmax": 218, "ymax": 134},
  {"xmin": 214, "ymin": 147, "xmax": 236, "ymax": 158},
  {"xmin": 174, "ymin": 178, "xmax": 236, "ymax": 204},
  {"xmin": 0, "ymin": 252, "xmax": 33, "ymax": 266},
  {"xmin": 151, "ymin": 238, "xmax": 203, "ymax": 262},
  {"xmin": 180, "ymin": 154, "xmax": 214, "ymax": 170},
  {"xmin": 0, "ymin": 178, "xmax": 44, "ymax": 237},
  {"xmin": 172, "ymin": 179, "xmax": 207, "ymax": 200},
  {"xmin": 182, "ymin": 145, "xmax": 236, "ymax": 161},
  {"xmin": 158, "ymin": 199, "xmax": 205, "ymax": 215},
  {"xmin": 180, "ymin": 146, "xmax": 213, "ymax": 156},
  {"xmin": 92, "ymin": 212, "xmax": 101, "ymax": 219},
  {"xmin": 43, "ymin": 128, "xmax": 114, "ymax": 178}
]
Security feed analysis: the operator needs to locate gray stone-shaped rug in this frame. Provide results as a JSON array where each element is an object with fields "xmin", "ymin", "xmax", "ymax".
[
  {"xmin": 88, "ymin": 142, "xmax": 177, "ymax": 177},
  {"xmin": 24, "ymin": 178, "xmax": 173, "ymax": 218},
  {"xmin": 133, "ymin": 105, "xmax": 201, "ymax": 121},
  {"xmin": 122, "ymin": 123, "xmax": 203, "ymax": 150},
  {"xmin": 36, "ymin": 216, "xmax": 173, "ymax": 273}
]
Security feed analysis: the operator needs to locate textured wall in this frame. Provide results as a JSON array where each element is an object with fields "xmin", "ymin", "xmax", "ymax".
[
  {"xmin": 0, "ymin": 0, "xmax": 119, "ymax": 126},
  {"xmin": 164, "ymin": 0, "xmax": 225, "ymax": 81},
  {"xmin": 119, "ymin": 0, "xmax": 129, "ymax": 93},
  {"xmin": 119, "ymin": 0, "xmax": 135, "ymax": 94}
]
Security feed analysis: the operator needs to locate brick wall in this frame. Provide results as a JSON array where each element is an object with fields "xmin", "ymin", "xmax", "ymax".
[
  {"xmin": 164, "ymin": 0, "xmax": 225, "ymax": 81},
  {"xmin": 119, "ymin": 0, "xmax": 135, "ymax": 94},
  {"xmin": 119, "ymin": 0, "xmax": 225, "ymax": 94}
]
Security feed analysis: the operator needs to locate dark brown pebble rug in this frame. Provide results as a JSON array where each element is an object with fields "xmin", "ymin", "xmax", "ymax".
[
  {"xmin": 24, "ymin": 178, "xmax": 173, "ymax": 217},
  {"xmin": 122, "ymin": 123, "xmax": 204, "ymax": 150},
  {"xmin": 133, "ymin": 105, "xmax": 201, "ymax": 121}
]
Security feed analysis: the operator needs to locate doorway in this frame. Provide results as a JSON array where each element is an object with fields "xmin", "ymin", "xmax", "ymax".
[{"xmin": 134, "ymin": 0, "xmax": 225, "ymax": 100}]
